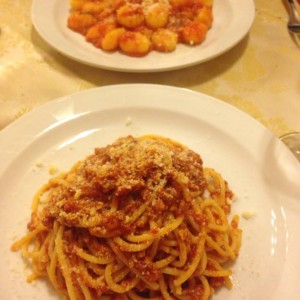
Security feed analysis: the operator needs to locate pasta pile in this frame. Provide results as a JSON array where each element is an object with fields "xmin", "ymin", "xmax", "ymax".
[
  {"xmin": 11, "ymin": 135, "xmax": 242, "ymax": 300},
  {"xmin": 67, "ymin": 0, "xmax": 214, "ymax": 56}
]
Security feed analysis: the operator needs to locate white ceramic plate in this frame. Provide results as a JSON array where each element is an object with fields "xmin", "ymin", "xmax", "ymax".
[
  {"xmin": 0, "ymin": 84, "xmax": 300, "ymax": 299},
  {"xmin": 31, "ymin": 0, "xmax": 255, "ymax": 72}
]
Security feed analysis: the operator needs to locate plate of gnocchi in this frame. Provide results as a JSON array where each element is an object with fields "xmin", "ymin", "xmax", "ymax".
[{"xmin": 31, "ymin": 0, "xmax": 255, "ymax": 72}]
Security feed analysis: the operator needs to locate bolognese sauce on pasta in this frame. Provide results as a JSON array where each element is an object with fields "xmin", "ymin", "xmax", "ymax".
[
  {"xmin": 11, "ymin": 135, "xmax": 242, "ymax": 300},
  {"xmin": 67, "ymin": 0, "xmax": 214, "ymax": 56}
]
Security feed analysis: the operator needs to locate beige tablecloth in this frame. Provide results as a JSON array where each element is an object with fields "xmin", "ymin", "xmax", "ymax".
[{"xmin": 0, "ymin": 0, "xmax": 300, "ymax": 137}]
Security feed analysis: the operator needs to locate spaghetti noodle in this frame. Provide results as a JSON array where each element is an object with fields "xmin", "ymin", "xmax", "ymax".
[{"xmin": 11, "ymin": 135, "xmax": 242, "ymax": 300}]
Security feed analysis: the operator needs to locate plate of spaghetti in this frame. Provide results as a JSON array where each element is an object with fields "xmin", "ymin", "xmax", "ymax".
[
  {"xmin": 0, "ymin": 84, "xmax": 300, "ymax": 300},
  {"xmin": 30, "ymin": 0, "xmax": 255, "ymax": 72}
]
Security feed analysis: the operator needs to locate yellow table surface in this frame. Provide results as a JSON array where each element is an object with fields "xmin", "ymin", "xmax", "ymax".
[{"xmin": 0, "ymin": 0, "xmax": 299, "ymax": 138}]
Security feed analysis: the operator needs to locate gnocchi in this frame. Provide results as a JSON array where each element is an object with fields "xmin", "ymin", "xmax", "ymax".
[
  {"xmin": 151, "ymin": 28, "xmax": 178, "ymax": 52},
  {"xmin": 67, "ymin": 0, "xmax": 214, "ymax": 57},
  {"xmin": 119, "ymin": 31, "xmax": 151, "ymax": 56},
  {"xmin": 179, "ymin": 21, "xmax": 208, "ymax": 45},
  {"xmin": 102, "ymin": 27, "xmax": 126, "ymax": 51},
  {"xmin": 145, "ymin": 4, "xmax": 169, "ymax": 29},
  {"xmin": 117, "ymin": 4, "xmax": 145, "ymax": 29}
]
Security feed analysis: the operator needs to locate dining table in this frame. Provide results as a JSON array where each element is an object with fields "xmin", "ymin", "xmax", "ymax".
[
  {"xmin": 0, "ymin": 0, "xmax": 300, "ymax": 138},
  {"xmin": 1, "ymin": 0, "xmax": 300, "ymax": 300}
]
